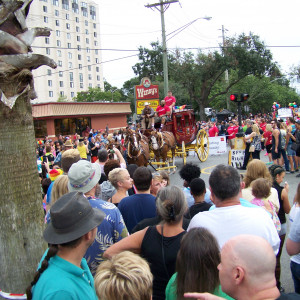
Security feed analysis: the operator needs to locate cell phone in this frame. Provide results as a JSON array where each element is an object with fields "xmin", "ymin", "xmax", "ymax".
[{"xmin": 110, "ymin": 150, "xmax": 115, "ymax": 154}]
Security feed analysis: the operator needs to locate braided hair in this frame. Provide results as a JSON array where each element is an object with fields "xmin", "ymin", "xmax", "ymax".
[
  {"xmin": 26, "ymin": 245, "xmax": 58, "ymax": 299},
  {"xmin": 268, "ymin": 164, "xmax": 285, "ymax": 182}
]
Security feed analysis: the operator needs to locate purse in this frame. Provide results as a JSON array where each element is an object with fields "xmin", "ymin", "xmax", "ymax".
[
  {"xmin": 249, "ymin": 143, "xmax": 255, "ymax": 152},
  {"xmin": 291, "ymin": 143, "xmax": 299, "ymax": 152}
]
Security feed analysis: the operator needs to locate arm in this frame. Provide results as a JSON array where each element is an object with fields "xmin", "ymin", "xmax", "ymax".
[
  {"xmin": 286, "ymin": 238, "xmax": 300, "ymax": 256},
  {"xmin": 281, "ymin": 184, "xmax": 291, "ymax": 214},
  {"xmin": 184, "ymin": 293, "xmax": 225, "ymax": 300},
  {"xmin": 103, "ymin": 227, "xmax": 147, "ymax": 259},
  {"xmin": 245, "ymin": 132, "xmax": 255, "ymax": 141},
  {"xmin": 273, "ymin": 130, "xmax": 279, "ymax": 153},
  {"xmin": 113, "ymin": 148, "xmax": 126, "ymax": 165}
]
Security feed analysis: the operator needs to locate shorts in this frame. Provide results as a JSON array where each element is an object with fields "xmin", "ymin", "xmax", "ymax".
[
  {"xmin": 272, "ymin": 149, "xmax": 281, "ymax": 160},
  {"xmin": 266, "ymin": 144, "xmax": 272, "ymax": 153},
  {"xmin": 228, "ymin": 138, "xmax": 235, "ymax": 148},
  {"xmin": 287, "ymin": 143, "xmax": 296, "ymax": 156}
]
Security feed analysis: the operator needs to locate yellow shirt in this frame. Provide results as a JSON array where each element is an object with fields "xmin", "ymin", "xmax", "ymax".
[{"xmin": 77, "ymin": 144, "xmax": 87, "ymax": 159}]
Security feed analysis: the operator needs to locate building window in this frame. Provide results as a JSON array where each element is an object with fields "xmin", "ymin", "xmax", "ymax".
[
  {"xmin": 86, "ymin": 38, "xmax": 89, "ymax": 44},
  {"xmin": 52, "ymin": 0, "xmax": 59, "ymax": 6},
  {"xmin": 59, "ymin": 81, "xmax": 64, "ymax": 87},
  {"xmin": 69, "ymin": 72, "xmax": 73, "ymax": 81},
  {"xmin": 79, "ymin": 73, "xmax": 83, "ymax": 82},
  {"xmin": 95, "ymin": 49, "xmax": 98, "ymax": 54},
  {"xmin": 68, "ymin": 52, "xmax": 72, "ymax": 59},
  {"xmin": 93, "ymin": 32, "xmax": 97, "ymax": 38},
  {"xmin": 66, "ymin": 13, "xmax": 69, "ymax": 19},
  {"xmin": 85, "ymin": 29, "xmax": 88, "ymax": 34},
  {"xmin": 57, "ymin": 49, "xmax": 62, "ymax": 57},
  {"xmin": 93, "ymin": 23, "xmax": 96, "ymax": 29},
  {"xmin": 90, "ymin": 5, "xmax": 96, "ymax": 20},
  {"xmin": 45, "ymin": 37, "xmax": 50, "ymax": 44},
  {"xmin": 59, "ymin": 71, "xmax": 63, "ymax": 77},
  {"xmin": 55, "ymin": 9, "xmax": 59, "ymax": 16},
  {"xmin": 88, "ymin": 65, "xmax": 91, "ymax": 71},
  {"xmin": 77, "ymin": 36, "xmax": 80, "ymax": 42},
  {"xmin": 77, "ymin": 45, "xmax": 81, "ymax": 51},
  {"xmin": 62, "ymin": 0, "xmax": 69, "ymax": 9},
  {"xmin": 87, "ymin": 56, "xmax": 90, "ymax": 62},
  {"xmin": 66, "ymin": 23, "xmax": 70, "ymax": 29},
  {"xmin": 54, "ymin": 117, "xmax": 91, "ymax": 136},
  {"xmin": 94, "ymin": 41, "xmax": 98, "ymax": 47},
  {"xmin": 81, "ymin": 2, "xmax": 88, "ymax": 17},
  {"xmin": 34, "ymin": 120, "xmax": 47, "ymax": 138},
  {"xmin": 70, "ymin": 82, "xmax": 74, "ymax": 88},
  {"xmin": 96, "ymin": 67, "xmax": 99, "ymax": 72},
  {"xmin": 78, "ymin": 54, "xmax": 81, "ymax": 60},
  {"xmin": 48, "ymin": 80, "xmax": 52, "ymax": 86},
  {"xmin": 55, "ymin": 20, "xmax": 59, "ymax": 26},
  {"xmin": 49, "ymin": 91, "xmax": 53, "ymax": 97},
  {"xmin": 75, "ymin": 16, "xmax": 79, "ymax": 23},
  {"xmin": 97, "ymin": 75, "xmax": 100, "ymax": 81},
  {"xmin": 80, "ymin": 83, "xmax": 83, "ymax": 88},
  {"xmin": 79, "ymin": 64, "xmax": 82, "ymax": 69},
  {"xmin": 76, "ymin": 26, "xmax": 80, "ymax": 32},
  {"xmin": 43, "ymin": 5, "xmax": 48, "ymax": 12},
  {"xmin": 86, "ymin": 47, "xmax": 90, "ymax": 53},
  {"xmin": 67, "ymin": 33, "xmax": 71, "ymax": 39},
  {"xmin": 67, "ymin": 43, "xmax": 71, "ymax": 48},
  {"xmin": 88, "ymin": 74, "xmax": 92, "ymax": 80},
  {"xmin": 47, "ymin": 69, "xmax": 52, "ymax": 76},
  {"xmin": 95, "ymin": 58, "xmax": 98, "ymax": 63},
  {"xmin": 44, "ymin": 16, "xmax": 48, "ymax": 23},
  {"xmin": 58, "ymin": 60, "xmax": 62, "ymax": 66},
  {"xmin": 85, "ymin": 20, "xmax": 88, "ymax": 26},
  {"xmin": 89, "ymin": 83, "xmax": 92, "ymax": 88},
  {"xmin": 60, "ymin": 91, "xmax": 64, "ymax": 96},
  {"xmin": 71, "ymin": 92, "xmax": 75, "ymax": 98},
  {"xmin": 72, "ymin": 0, "xmax": 79, "ymax": 13},
  {"xmin": 57, "ymin": 40, "xmax": 61, "ymax": 47},
  {"xmin": 97, "ymin": 84, "xmax": 100, "ymax": 88},
  {"xmin": 46, "ymin": 48, "xmax": 50, "ymax": 55},
  {"xmin": 68, "ymin": 62, "xmax": 73, "ymax": 68},
  {"xmin": 56, "ymin": 30, "xmax": 60, "ymax": 37}
]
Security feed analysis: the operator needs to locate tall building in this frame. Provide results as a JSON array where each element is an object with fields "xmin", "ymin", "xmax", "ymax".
[{"xmin": 27, "ymin": 0, "xmax": 104, "ymax": 103}]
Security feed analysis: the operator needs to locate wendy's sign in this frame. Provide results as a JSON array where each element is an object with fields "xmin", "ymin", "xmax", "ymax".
[{"xmin": 135, "ymin": 77, "xmax": 159, "ymax": 100}]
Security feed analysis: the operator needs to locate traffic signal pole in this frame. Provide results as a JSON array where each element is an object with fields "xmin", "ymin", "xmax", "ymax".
[{"xmin": 236, "ymin": 102, "xmax": 244, "ymax": 137}]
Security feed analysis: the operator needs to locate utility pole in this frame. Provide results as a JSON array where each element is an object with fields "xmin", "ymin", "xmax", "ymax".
[
  {"xmin": 220, "ymin": 25, "xmax": 229, "ymax": 109},
  {"xmin": 145, "ymin": 0, "xmax": 178, "ymax": 97}
]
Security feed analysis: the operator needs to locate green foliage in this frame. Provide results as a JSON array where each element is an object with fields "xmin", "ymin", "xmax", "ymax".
[
  {"xmin": 74, "ymin": 87, "xmax": 122, "ymax": 102},
  {"xmin": 57, "ymin": 94, "xmax": 68, "ymax": 102}
]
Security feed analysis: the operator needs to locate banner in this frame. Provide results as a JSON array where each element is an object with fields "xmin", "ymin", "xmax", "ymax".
[
  {"xmin": 208, "ymin": 136, "xmax": 227, "ymax": 155},
  {"xmin": 136, "ymin": 99, "xmax": 159, "ymax": 115},
  {"xmin": 228, "ymin": 149, "xmax": 245, "ymax": 168}
]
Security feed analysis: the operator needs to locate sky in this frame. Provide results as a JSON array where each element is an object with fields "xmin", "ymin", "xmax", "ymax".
[{"xmin": 98, "ymin": 0, "xmax": 300, "ymax": 88}]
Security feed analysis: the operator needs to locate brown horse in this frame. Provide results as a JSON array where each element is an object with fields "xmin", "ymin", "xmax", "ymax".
[
  {"xmin": 125, "ymin": 129, "xmax": 149, "ymax": 167},
  {"xmin": 149, "ymin": 130, "xmax": 176, "ymax": 169}
]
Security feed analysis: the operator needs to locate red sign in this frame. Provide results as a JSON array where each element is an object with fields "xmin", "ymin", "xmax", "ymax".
[{"xmin": 135, "ymin": 85, "xmax": 159, "ymax": 100}]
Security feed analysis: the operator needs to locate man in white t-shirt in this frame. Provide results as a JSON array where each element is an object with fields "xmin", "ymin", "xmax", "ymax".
[{"xmin": 187, "ymin": 164, "xmax": 280, "ymax": 254}]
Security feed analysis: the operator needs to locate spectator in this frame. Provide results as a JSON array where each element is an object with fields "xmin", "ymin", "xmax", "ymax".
[
  {"xmin": 164, "ymin": 90, "xmax": 176, "ymax": 110},
  {"xmin": 26, "ymin": 192, "xmax": 105, "ymax": 300},
  {"xmin": 208, "ymin": 122, "xmax": 219, "ymax": 137},
  {"xmin": 118, "ymin": 167, "xmax": 156, "ymax": 233},
  {"xmin": 272, "ymin": 120, "xmax": 281, "ymax": 165},
  {"xmin": 104, "ymin": 186, "xmax": 187, "ymax": 300},
  {"xmin": 159, "ymin": 170, "xmax": 170, "ymax": 186},
  {"xmin": 179, "ymin": 163, "xmax": 212, "ymax": 207},
  {"xmin": 127, "ymin": 164, "xmax": 138, "ymax": 195},
  {"xmin": 94, "ymin": 251, "xmax": 153, "ymax": 300},
  {"xmin": 165, "ymin": 228, "xmax": 233, "ymax": 300},
  {"xmin": 226, "ymin": 121, "xmax": 236, "ymax": 149},
  {"xmin": 264, "ymin": 123, "xmax": 273, "ymax": 164},
  {"xmin": 77, "ymin": 137, "xmax": 88, "ymax": 160},
  {"xmin": 68, "ymin": 160, "xmax": 128, "ymax": 275},
  {"xmin": 188, "ymin": 165, "xmax": 280, "ymax": 254},
  {"xmin": 150, "ymin": 172, "xmax": 164, "ymax": 197},
  {"xmin": 286, "ymin": 117, "xmax": 297, "ymax": 173},
  {"xmin": 244, "ymin": 123, "xmax": 262, "ymax": 160},
  {"xmin": 89, "ymin": 136, "xmax": 98, "ymax": 163}
]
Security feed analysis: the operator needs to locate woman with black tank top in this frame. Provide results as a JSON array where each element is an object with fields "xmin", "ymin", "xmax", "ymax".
[
  {"xmin": 269, "ymin": 164, "xmax": 291, "ymax": 292},
  {"xmin": 104, "ymin": 186, "xmax": 187, "ymax": 300}
]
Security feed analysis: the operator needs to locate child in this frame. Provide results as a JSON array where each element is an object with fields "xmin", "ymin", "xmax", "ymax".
[{"xmin": 251, "ymin": 178, "xmax": 281, "ymax": 232}]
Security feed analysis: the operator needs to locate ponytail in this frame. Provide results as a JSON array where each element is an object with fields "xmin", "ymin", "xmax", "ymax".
[{"xmin": 26, "ymin": 245, "xmax": 58, "ymax": 299}]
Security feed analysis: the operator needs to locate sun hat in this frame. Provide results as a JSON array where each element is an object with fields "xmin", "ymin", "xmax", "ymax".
[
  {"xmin": 43, "ymin": 192, "xmax": 105, "ymax": 244},
  {"xmin": 144, "ymin": 102, "xmax": 150, "ymax": 106},
  {"xmin": 64, "ymin": 140, "xmax": 73, "ymax": 147},
  {"xmin": 68, "ymin": 160, "xmax": 101, "ymax": 193}
]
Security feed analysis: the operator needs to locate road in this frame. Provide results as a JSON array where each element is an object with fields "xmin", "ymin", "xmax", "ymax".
[{"xmin": 167, "ymin": 147, "xmax": 296, "ymax": 293}]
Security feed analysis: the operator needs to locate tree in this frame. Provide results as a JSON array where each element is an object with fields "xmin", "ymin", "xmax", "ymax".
[
  {"xmin": 0, "ymin": 1, "xmax": 56, "ymax": 293},
  {"xmin": 74, "ymin": 87, "xmax": 122, "ymax": 102}
]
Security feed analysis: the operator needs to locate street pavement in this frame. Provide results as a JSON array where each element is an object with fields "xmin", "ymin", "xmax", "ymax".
[{"xmin": 167, "ymin": 146, "xmax": 297, "ymax": 293}]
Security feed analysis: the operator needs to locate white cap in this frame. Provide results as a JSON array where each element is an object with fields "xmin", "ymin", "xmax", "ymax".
[{"xmin": 144, "ymin": 102, "xmax": 150, "ymax": 106}]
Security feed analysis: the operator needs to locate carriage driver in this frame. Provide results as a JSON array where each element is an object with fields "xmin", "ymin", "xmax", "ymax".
[
  {"xmin": 141, "ymin": 102, "xmax": 155, "ymax": 129},
  {"xmin": 155, "ymin": 100, "xmax": 171, "ymax": 127}
]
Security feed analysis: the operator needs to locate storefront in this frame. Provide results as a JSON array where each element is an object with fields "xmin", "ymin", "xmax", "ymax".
[{"xmin": 32, "ymin": 102, "xmax": 131, "ymax": 138}]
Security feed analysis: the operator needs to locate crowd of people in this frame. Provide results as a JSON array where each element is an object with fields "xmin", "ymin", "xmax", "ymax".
[{"xmin": 26, "ymin": 113, "xmax": 300, "ymax": 300}]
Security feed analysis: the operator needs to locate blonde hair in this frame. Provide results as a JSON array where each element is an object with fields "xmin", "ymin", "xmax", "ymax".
[
  {"xmin": 108, "ymin": 168, "xmax": 128, "ymax": 189},
  {"xmin": 252, "ymin": 123, "xmax": 260, "ymax": 135},
  {"xmin": 265, "ymin": 124, "xmax": 272, "ymax": 132},
  {"xmin": 50, "ymin": 175, "xmax": 69, "ymax": 206},
  {"xmin": 244, "ymin": 159, "xmax": 272, "ymax": 188},
  {"xmin": 94, "ymin": 251, "xmax": 153, "ymax": 300},
  {"xmin": 159, "ymin": 170, "xmax": 170, "ymax": 186}
]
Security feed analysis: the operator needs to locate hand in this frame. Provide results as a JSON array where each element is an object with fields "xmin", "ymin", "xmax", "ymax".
[
  {"xmin": 275, "ymin": 148, "xmax": 278, "ymax": 153},
  {"xmin": 184, "ymin": 292, "xmax": 225, "ymax": 300},
  {"xmin": 284, "ymin": 182, "xmax": 289, "ymax": 192}
]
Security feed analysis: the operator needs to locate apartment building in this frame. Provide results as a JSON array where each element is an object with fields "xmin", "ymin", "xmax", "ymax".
[{"xmin": 27, "ymin": 0, "xmax": 104, "ymax": 102}]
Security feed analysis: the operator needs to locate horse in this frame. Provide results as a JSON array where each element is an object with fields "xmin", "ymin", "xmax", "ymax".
[
  {"xmin": 125, "ymin": 129, "xmax": 150, "ymax": 167},
  {"xmin": 149, "ymin": 130, "xmax": 176, "ymax": 171}
]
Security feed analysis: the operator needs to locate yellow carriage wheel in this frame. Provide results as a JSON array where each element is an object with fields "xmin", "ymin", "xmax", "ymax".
[
  {"xmin": 182, "ymin": 141, "xmax": 186, "ymax": 165},
  {"xmin": 196, "ymin": 129, "xmax": 209, "ymax": 162}
]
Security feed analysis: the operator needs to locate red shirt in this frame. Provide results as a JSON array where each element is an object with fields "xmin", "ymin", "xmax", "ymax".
[
  {"xmin": 209, "ymin": 125, "xmax": 219, "ymax": 137},
  {"xmin": 260, "ymin": 122, "xmax": 266, "ymax": 132},
  {"xmin": 264, "ymin": 131, "xmax": 272, "ymax": 146},
  {"xmin": 227, "ymin": 126, "xmax": 237, "ymax": 139},
  {"xmin": 156, "ymin": 105, "xmax": 170, "ymax": 117},
  {"xmin": 164, "ymin": 96, "xmax": 176, "ymax": 107}
]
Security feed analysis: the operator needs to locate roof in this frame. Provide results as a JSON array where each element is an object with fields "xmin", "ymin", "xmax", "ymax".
[
  {"xmin": 32, "ymin": 102, "xmax": 132, "ymax": 118},
  {"xmin": 217, "ymin": 109, "xmax": 233, "ymax": 115}
]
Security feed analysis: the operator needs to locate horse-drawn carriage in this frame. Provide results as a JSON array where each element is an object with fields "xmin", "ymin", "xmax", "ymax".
[{"xmin": 124, "ymin": 107, "xmax": 209, "ymax": 172}]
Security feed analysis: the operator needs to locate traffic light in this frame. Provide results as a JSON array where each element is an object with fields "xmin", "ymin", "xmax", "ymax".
[
  {"xmin": 241, "ymin": 94, "xmax": 249, "ymax": 102},
  {"xmin": 230, "ymin": 94, "xmax": 238, "ymax": 102}
]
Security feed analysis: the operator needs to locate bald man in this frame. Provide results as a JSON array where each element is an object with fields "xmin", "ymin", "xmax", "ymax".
[{"xmin": 185, "ymin": 235, "xmax": 298, "ymax": 300}]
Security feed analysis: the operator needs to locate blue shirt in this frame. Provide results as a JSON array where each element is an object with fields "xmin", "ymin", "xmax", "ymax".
[
  {"xmin": 32, "ymin": 251, "xmax": 97, "ymax": 300},
  {"xmin": 118, "ymin": 194, "xmax": 156, "ymax": 234},
  {"xmin": 183, "ymin": 187, "xmax": 213, "ymax": 207},
  {"xmin": 209, "ymin": 198, "xmax": 258, "ymax": 210},
  {"xmin": 86, "ymin": 197, "xmax": 128, "ymax": 275}
]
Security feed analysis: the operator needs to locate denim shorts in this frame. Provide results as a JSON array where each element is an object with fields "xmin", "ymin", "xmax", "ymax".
[{"xmin": 287, "ymin": 143, "xmax": 296, "ymax": 156}]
